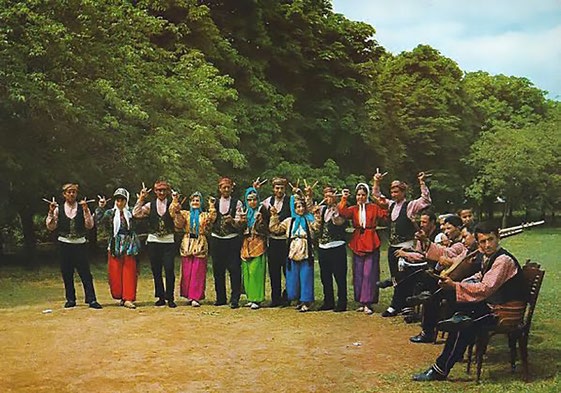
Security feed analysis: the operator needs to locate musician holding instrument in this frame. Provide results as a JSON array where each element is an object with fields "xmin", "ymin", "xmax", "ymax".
[
  {"xmin": 372, "ymin": 170, "xmax": 432, "ymax": 318},
  {"xmin": 409, "ymin": 222, "xmax": 480, "ymax": 343},
  {"xmin": 413, "ymin": 221, "xmax": 526, "ymax": 382},
  {"xmin": 392, "ymin": 209, "xmax": 439, "ymax": 322}
]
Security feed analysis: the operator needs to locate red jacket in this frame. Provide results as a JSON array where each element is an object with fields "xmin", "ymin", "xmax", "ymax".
[{"xmin": 338, "ymin": 199, "xmax": 388, "ymax": 256}]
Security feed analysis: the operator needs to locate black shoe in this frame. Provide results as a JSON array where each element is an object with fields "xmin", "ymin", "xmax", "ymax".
[
  {"xmin": 318, "ymin": 303, "xmax": 334, "ymax": 311},
  {"xmin": 381, "ymin": 308, "xmax": 399, "ymax": 317},
  {"xmin": 64, "ymin": 300, "xmax": 76, "ymax": 308},
  {"xmin": 230, "ymin": 302, "xmax": 239, "ymax": 309},
  {"xmin": 267, "ymin": 301, "xmax": 281, "ymax": 308},
  {"xmin": 406, "ymin": 291, "xmax": 432, "ymax": 306},
  {"xmin": 437, "ymin": 313, "xmax": 473, "ymax": 332},
  {"xmin": 334, "ymin": 304, "xmax": 347, "ymax": 312},
  {"xmin": 376, "ymin": 278, "xmax": 393, "ymax": 289},
  {"xmin": 89, "ymin": 301, "xmax": 103, "ymax": 309},
  {"xmin": 168, "ymin": 300, "xmax": 177, "ymax": 308},
  {"xmin": 214, "ymin": 300, "xmax": 227, "ymax": 306},
  {"xmin": 412, "ymin": 367, "xmax": 446, "ymax": 382},
  {"xmin": 154, "ymin": 298, "xmax": 166, "ymax": 307},
  {"xmin": 410, "ymin": 331, "xmax": 436, "ymax": 344}
]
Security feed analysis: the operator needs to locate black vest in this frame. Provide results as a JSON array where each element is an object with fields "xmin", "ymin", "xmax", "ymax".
[
  {"xmin": 148, "ymin": 198, "xmax": 174, "ymax": 235},
  {"xmin": 318, "ymin": 206, "xmax": 346, "ymax": 245},
  {"xmin": 267, "ymin": 195, "xmax": 291, "ymax": 221},
  {"xmin": 389, "ymin": 201, "xmax": 416, "ymax": 244},
  {"xmin": 482, "ymin": 248, "xmax": 525, "ymax": 304},
  {"xmin": 212, "ymin": 197, "xmax": 240, "ymax": 236},
  {"xmin": 57, "ymin": 203, "xmax": 86, "ymax": 238}
]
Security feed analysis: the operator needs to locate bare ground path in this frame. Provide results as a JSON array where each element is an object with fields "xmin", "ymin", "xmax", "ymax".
[{"xmin": 0, "ymin": 302, "xmax": 441, "ymax": 393}]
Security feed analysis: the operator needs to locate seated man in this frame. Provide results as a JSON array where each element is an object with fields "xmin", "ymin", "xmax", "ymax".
[
  {"xmin": 409, "ymin": 222, "xmax": 480, "ymax": 343},
  {"xmin": 413, "ymin": 221, "xmax": 526, "ymax": 381}
]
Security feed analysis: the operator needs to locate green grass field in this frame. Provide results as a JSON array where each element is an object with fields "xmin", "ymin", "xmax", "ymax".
[{"xmin": 1, "ymin": 228, "xmax": 560, "ymax": 392}]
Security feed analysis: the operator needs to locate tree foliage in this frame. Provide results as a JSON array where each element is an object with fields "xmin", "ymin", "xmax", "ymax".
[{"xmin": 0, "ymin": 0, "xmax": 556, "ymax": 251}]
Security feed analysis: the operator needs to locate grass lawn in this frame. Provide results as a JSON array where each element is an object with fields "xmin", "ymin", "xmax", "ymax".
[{"xmin": 0, "ymin": 228, "xmax": 560, "ymax": 392}]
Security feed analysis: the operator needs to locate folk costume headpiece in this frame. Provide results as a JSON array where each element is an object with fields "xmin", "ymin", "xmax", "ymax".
[
  {"xmin": 355, "ymin": 182, "xmax": 370, "ymax": 199},
  {"xmin": 289, "ymin": 194, "xmax": 314, "ymax": 236},
  {"xmin": 62, "ymin": 183, "xmax": 79, "ymax": 192},
  {"xmin": 153, "ymin": 180, "xmax": 170, "ymax": 191},
  {"xmin": 218, "ymin": 177, "xmax": 233, "ymax": 187},
  {"xmin": 244, "ymin": 187, "xmax": 260, "ymax": 228},
  {"xmin": 112, "ymin": 187, "xmax": 131, "ymax": 236},
  {"xmin": 390, "ymin": 180, "xmax": 407, "ymax": 191},
  {"xmin": 190, "ymin": 191, "xmax": 203, "ymax": 236},
  {"xmin": 113, "ymin": 187, "xmax": 130, "ymax": 202},
  {"xmin": 272, "ymin": 177, "xmax": 287, "ymax": 187}
]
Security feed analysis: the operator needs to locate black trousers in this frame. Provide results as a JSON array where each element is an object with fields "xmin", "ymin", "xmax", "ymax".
[
  {"xmin": 59, "ymin": 242, "xmax": 97, "ymax": 303},
  {"xmin": 147, "ymin": 242, "xmax": 176, "ymax": 301},
  {"xmin": 388, "ymin": 246, "xmax": 409, "ymax": 311},
  {"xmin": 267, "ymin": 238, "xmax": 288, "ymax": 304},
  {"xmin": 318, "ymin": 244, "xmax": 348, "ymax": 308},
  {"xmin": 210, "ymin": 236, "xmax": 242, "ymax": 305},
  {"xmin": 434, "ymin": 302, "xmax": 497, "ymax": 376}
]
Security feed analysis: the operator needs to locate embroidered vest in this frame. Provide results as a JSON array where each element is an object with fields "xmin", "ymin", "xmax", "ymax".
[
  {"xmin": 389, "ymin": 201, "xmax": 416, "ymax": 244},
  {"xmin": 212, "ymin": 197, "xmax": 240, "ymax": 237},
  {"xmin": 318, "ymin": 206, "xmax": 346, "ymax": 245},
  {"xmin": 148, "ymin": 198, "xmax": 174, "ymax": 236},
  {"xmin": 57, "ymin": 203, "xmax": 86, "ymax": 238}
]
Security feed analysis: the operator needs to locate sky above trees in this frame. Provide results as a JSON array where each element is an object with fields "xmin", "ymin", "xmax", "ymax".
[{"xmin": 332, "ymin": 0, "xmax": 561, "ymax": 100}]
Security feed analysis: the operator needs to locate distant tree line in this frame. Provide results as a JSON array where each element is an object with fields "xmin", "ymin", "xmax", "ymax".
[{"xmin": 1, "ymin": 0, "xmax": 559, "ymax": 254}]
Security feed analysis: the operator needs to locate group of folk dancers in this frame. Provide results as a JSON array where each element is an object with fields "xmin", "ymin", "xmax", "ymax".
[{"xmin": 46, "ymin": 172, "xmax": 525, "ymax": 382}]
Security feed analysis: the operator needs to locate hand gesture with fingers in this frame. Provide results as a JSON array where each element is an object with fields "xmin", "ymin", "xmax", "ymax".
[
  {"xmin": 98, "ymin": 195, "xmax": 107, "ymax": 208},
  {"xmin": 138, "ymin": 182, "xmax": 151, "ymax": 201},
  {"xmin": 373, "ymin": 168, "xmax": 387, "ymax": 183}
]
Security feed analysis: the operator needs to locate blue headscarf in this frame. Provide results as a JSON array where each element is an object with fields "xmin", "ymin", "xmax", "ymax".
[
  {"xmin": 244, "ymin": 187, "xmax": 260, "ymax": 229},
  {"xmin": 189, "ymin": 191, "xmax": 203, "ymax": 236},
  {"xmin": 290, "ymin": 194, "xmax": 314, "ymax": 235}
]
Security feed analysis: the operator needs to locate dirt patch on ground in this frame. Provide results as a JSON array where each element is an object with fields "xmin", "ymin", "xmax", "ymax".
[{"xmin": 0, "ymin": 298, "xmax": 442, "ymax": 393}]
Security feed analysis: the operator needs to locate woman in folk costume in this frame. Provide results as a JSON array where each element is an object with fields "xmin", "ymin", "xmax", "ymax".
[
  {"xmin": 239, "ymin": 186, "xmax": 268, "ymax": 309},
  {"xmin": 338, "ymin": 183, "xmax": 388, "ymax": 315},
  {"xmin": 269, "ymin": 190, "xmax": 321, "ymax": 312},
  {"xmin": 169, "ymin": 191, "xmax": 216, "ymax": 307},
  {"xmin": 95, "ymin": 188, "xmax": 141, "ymax": 309}
]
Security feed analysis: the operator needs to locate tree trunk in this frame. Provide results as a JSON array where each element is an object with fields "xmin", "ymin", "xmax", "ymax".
[
  {"xmin": 19, "ymin": 208, "xmax": 37, "ymax": 265},
  {"xmin": 501, "ymin": 202, "xmax": 509, "ymax": 229}
]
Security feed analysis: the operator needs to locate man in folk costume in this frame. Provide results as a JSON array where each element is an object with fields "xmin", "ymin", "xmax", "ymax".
[
  {"xmin": 413, "ymin": 221, "xmax": 525, "ymax": 381},
  {"xmin": 409, "ymin": 221, "xmax": 480, "ymax": 343},
  {"xmin": 210, "ymin": 177, "xmax": 244, "ymax": 308},
  {"xmin": 261, "ymin": 177, "xmax": 292, "ymax": 307},
  {"xmin": 170, "ymin": 191, "xmax": 217, "ymax": 307},
  {"xmin": 372, "ymin": 171, "xmax": 432, "ymax": 317},
  {"xmin": 133, "ymin": 180, "xmax": 177, "ymax": 308},
  {"xmin": 391, "ymin": 209, "xmax": 439, "ymax": 322},
  {"xmin": 313, "ymin": 186, "xmax": 349, "ymax": 312},
  {"xmin": 338, "ymin": 183, "xmax": 388, "ymax": 315},
  {"xmin": 95, "ymin": 188, "xmax": 141, "ymax": 309},
  {"xmin": 46, "ymin": 183, "xmax": 102, "ymax": 309}
]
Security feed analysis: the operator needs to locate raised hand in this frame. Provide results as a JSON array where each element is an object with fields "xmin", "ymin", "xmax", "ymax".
[
  {"xmin": 373, "ymin": 167, "xmax": 388, "ymax": 183},
  {"xmin": 97, "ymin": 195, "xmax": 108, "ymax": 208},
  {"xmin": 138, "ymin": 182, "xmax": 151, "ymax": 201}
]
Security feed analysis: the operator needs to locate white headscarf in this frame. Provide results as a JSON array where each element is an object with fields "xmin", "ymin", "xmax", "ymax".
[
  {"xmin": 112, "ymin": 188, "xmax": 132, "ymax": 237},
  {"xmin": 355, "ymin": 182, "xmax": 370, "ymax": 228}
]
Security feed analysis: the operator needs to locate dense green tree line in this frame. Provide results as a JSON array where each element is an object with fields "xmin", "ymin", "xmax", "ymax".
[{"xmin": 1, "ymin": 0, "xmax": 559, "ymax": 253}]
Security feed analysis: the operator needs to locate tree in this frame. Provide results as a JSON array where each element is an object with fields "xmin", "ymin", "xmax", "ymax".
[{"xmin": 0, "ymin": 0, "xmax": 241, "ymax": 252}]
